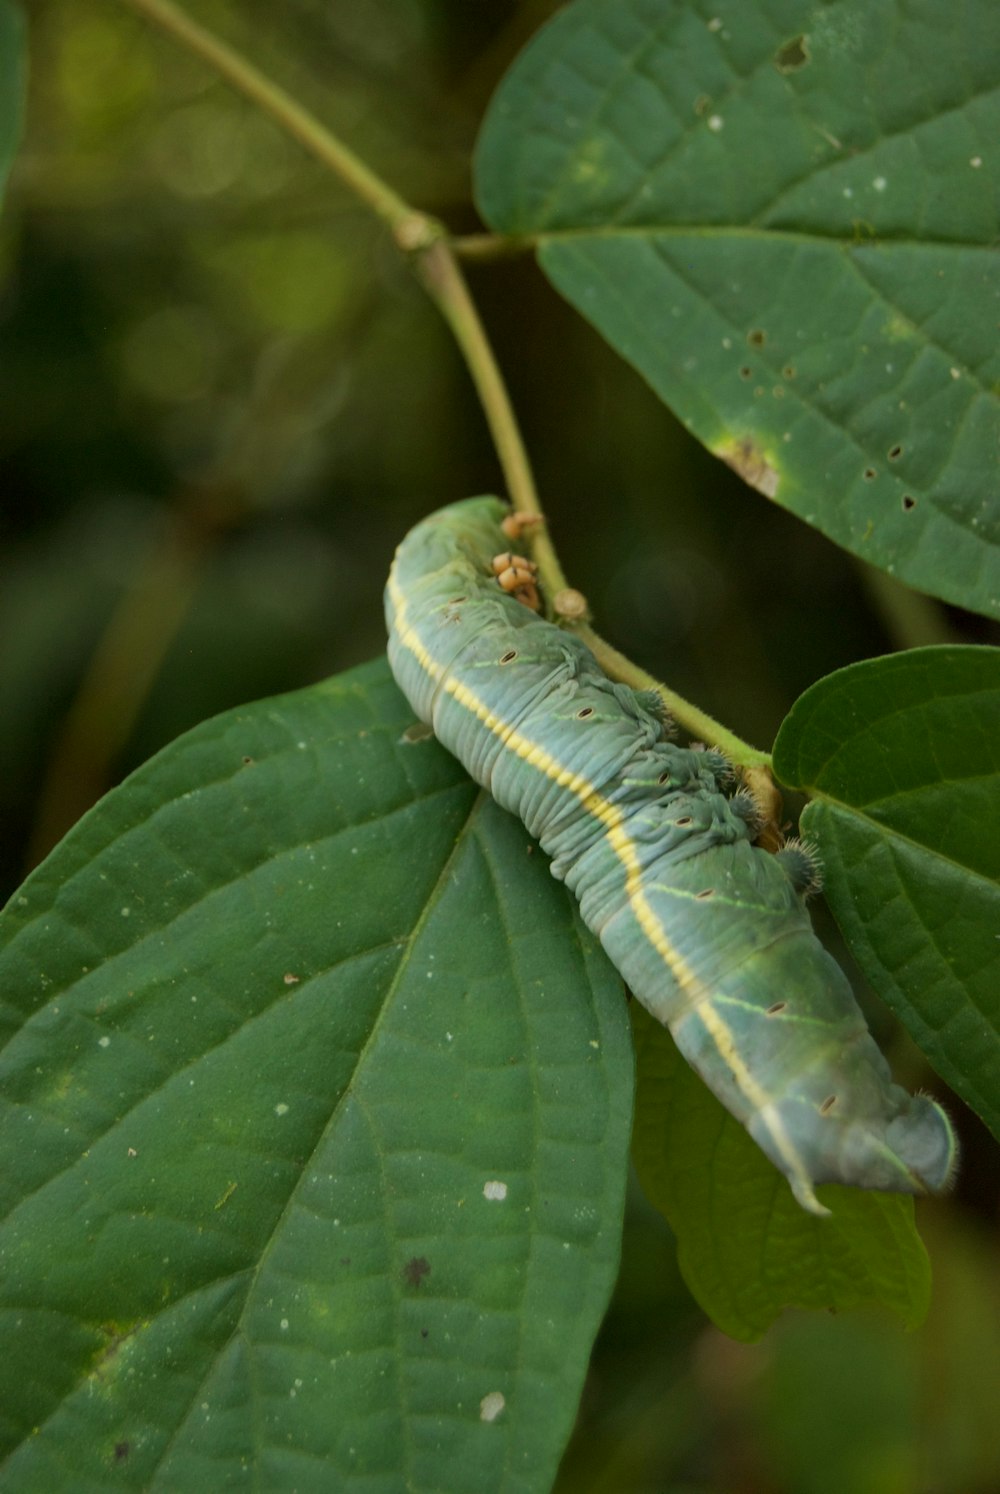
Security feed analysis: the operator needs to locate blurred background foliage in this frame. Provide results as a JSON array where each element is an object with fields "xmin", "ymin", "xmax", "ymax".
[{"xmin": 1, "ymin": 2, "xmax": 997, "ymax": 1489}]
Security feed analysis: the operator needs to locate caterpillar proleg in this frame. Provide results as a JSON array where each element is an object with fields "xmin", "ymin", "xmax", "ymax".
[{"xmin": 384, "ymin": 497, "xmax": 956, "ymax": 1215}]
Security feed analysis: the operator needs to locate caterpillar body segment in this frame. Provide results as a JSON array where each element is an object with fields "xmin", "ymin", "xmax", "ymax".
[{"xmin": 385, "ymin": 497, "xmax": 956, "ymax": 1214}]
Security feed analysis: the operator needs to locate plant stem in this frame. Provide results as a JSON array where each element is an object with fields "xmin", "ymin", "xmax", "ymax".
[
  {"xmin": 118, "ymin": 0, "xmax": 417, "ymax": 236},
  {"xmin": 577, "ymin": 625, "xmax": 771, "ymax": 769},
  {"xmin": 451, "ymin": 233, "xmax": 536, "ymax": 262},
  {"xmin": 414, "ymin": 242, "xmax": 569, "ymax": 594},
  {"xmin": 26, "ymin": 503, "xmax": 224, "ymax": 867},
  {"xmin": 116, "ymin": 0, "xmax": 769, "ymax": 776}
]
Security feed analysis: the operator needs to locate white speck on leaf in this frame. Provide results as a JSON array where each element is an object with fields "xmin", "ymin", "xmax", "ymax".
[
  {"xmin": 480, "ymin": 1391, "xmax": 506, "ymax": 1423},
  {"xmin": 121, "ymin": 907, "xmax": 130, "ymax": 918},
  {"xmin": 708, "ymin": 114, "xmax": 724, "ymax": 132},
  {"xmin": 98, "ymin": 1036, "xmax": 111, "ymax": 1049},
  {"xmin": 280, "ymin": 1318, "xmax": 289, "ymax": 1331},
  {"xmin": 971, "ymin": 156, "xmax": 983, "ymax": 168},
  {"xmin": 275, "ymin": 1103, "xmax": 290, "ymax": 1117},
  {"xmin": 483, "ymin": 1180, "xmax": 508, "ymax": 1202},
  {"xmin": 873, "ymin": 176, "xmax": 887, "ymax": 191}
]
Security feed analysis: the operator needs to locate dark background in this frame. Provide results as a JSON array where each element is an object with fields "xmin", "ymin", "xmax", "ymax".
[{"xmin": 2, "ymin": 3, "xmax": 997, "ymax": 1488}]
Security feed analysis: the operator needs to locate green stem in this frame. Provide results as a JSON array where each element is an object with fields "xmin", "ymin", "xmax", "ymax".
[
  {"xmin": 117, "ymin": 0, "xmax": 769, "ymax": 779},
  {"xmin": 451, "ymin": 232, "xmax": 536, "ymax": 262},
  {"xmin": 414, "ymin": 242, "xmax": 569, "ymax": 592},
  {"xmin": 577, "ymin": 625, "xmax": 771, "ymax": 769},
  {"xmin": 118, "ymin": 0, "xmax": 421, "ymax": 239}
]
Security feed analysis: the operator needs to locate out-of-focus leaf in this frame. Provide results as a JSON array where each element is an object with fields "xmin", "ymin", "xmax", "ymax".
[
  {"xmin": 773, "ymin": 645, "xmax": 1000, "ymax": 1141},
  {"xmin": 0, "ymin": 1, "xmax": 25, "ymax": 209},
  {"xmin": 0, "ymin": 658, "xmax": 633, "ymax": 1491},
  {"xmin": 476, "ymin": 0, "xmax": 1000, "ymax": 618},
  {"xmin": 631, "ymin": 1005, "xmax": 931, "ymax": 1343}
]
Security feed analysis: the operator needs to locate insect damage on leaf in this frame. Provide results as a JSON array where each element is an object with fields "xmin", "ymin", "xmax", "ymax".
[
  {"xmin": 403, "ymin": 1256, "xmax": 431, "ymax": 1287},
  {"xmin": 713, "ymin": 434, "xmax": 781, "ymax": 499}
]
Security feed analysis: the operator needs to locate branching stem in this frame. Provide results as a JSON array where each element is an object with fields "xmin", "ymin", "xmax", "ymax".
[{"xmin": 116, "ymin": 0, "xmax": 770, "ymax": 774}]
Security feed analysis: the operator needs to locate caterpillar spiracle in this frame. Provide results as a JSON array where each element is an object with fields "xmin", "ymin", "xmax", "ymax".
[{"xmin": 384, "ymin": 497, "xmax": 957, "ymax": 1215}]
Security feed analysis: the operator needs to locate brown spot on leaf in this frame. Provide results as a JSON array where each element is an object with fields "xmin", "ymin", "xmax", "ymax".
[
  {"xmin": 403, "ymin": 1256, "xmax": 431, "ymax": 1288},
  {"xmin": 715, "ymin": 436, "xmax": 781, "ymax": 499},
  {"xmin": 774, "ymin": 34, "xmax": 810, "ymax": 72}
]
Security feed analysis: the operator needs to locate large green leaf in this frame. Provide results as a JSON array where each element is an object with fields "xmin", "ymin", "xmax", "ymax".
[
  {"xmin": 476, "ymin": 0, "xmax": 1000, "ymax": 618},
  {"xmin": 630, "ymin": 1005, "xmax": 931, "ymax": 1343},
  {"xmin": 0, "ymin": 0, "xmax": 25, "ymax": 209},
  {"xmin": 773, "ymin": 645, "xmax": 1000, "ymax": 1141},
  {"xmin": 0, "ymin": 659, "xmax": 633, "ymax": 1492}
]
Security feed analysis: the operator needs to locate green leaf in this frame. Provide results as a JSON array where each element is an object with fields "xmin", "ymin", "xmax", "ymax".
[
  {"xmin": 0, "ymin": 0, "xmax": 25, "ymax": 209},
  {"xmin": 630, "ymin": 1005, "xmax": 931, "ymax": 1343},
  {"xmin": 476, "ymin": 0, "xmax": 1000, "ymax": 618},
  {"xmin": 0, "ymin": 658, "xmax": 633, "ymax": 1491},
  {"xmin": 773, "ymin": 645, "xmax": 1000, "ymax": 1142}
]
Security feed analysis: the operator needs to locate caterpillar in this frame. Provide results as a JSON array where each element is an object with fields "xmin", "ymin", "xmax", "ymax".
[{"xmin": 384, "ymin": 497, "xmax": 956, "ymax": 1215}]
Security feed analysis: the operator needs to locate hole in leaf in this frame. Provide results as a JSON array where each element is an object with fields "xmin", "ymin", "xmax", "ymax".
[
  {"xmin": 888, "ymin": 444, "xmax": 903, "ymax": 460},
  {"xmin": 576, "ymin": 706, "xmax": 594, "ymax": 719},
  {"xmin": 658, "ymin": 771, "xmax": 671, "ymax": 785},
  {"xmin": 863, "ymin": 468, "xmax": 876, "ymax": 480},
  {"xmin": 676, "ymin": 816, "xmax": 694, "ymax": 827},
  {"xmin": 901, "ymin": 494, "xmax": 917, "ymax": 511},
  {"xmin": 739, "ymin": 365, "xmax": 752, "ymax": 379},
  {"xmin": 695, "ymin": 888, "xmax": 715, "ymax": 900},
  {"xmin": 820, "ymin": 1094, "xmax": 838, "ymax": 1115},
  {"xmin": 782, "ymin": 364, "xmax": 796, "ymax": 379},
  {"xmin": 774, "ymin": 34, "xmax": 809, "ymax": 72},
  {"xmin": 499, "ymin": 649, "xmax": 518, "ymax": 664},
  {"xmin": 747, "ymin": 328, "xmax": 766, "ymax": 347},
  {"xmin": 766, "ymin": 1001, "xmax": 787, "ymax": 1016}
]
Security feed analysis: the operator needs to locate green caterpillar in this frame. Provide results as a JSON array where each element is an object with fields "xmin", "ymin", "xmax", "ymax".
[{"xmin": 385, "ymin": 497, "xmax": 956, "ymax": 1215}]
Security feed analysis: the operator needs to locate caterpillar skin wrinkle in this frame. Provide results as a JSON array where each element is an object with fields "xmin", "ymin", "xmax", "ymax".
[{"xmin": 385, "ymin": 497, "xmax": 956, "ymax": 1215}]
